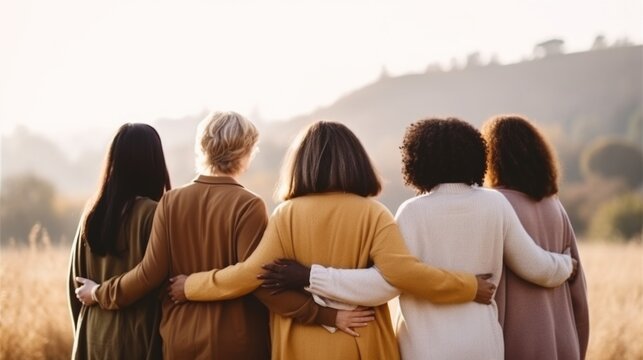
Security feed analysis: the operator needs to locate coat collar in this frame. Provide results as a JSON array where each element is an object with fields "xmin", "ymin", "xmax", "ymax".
[
  {"xmin": 193, "ymin": 174, "xmax": 243, "ymax": 187},
  {"xmin": 431, "ymin": 183, "xmax": 474, "ymax": 194}
]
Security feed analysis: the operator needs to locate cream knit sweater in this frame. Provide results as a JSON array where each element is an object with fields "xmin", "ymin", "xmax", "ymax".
[{"xmin": 307, "ymin": 184, "xmax": 573, "ymax": 360}]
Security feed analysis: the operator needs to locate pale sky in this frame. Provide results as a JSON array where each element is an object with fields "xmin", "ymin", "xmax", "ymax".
[{"xmin": 1, "ymin": 0, "xmax": 641, "ymax": 147}]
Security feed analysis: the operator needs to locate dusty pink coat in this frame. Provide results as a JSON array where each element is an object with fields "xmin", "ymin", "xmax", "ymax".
[{"xmin": 495, "ymin": 189, "xmax": 589, "ymax": 360}]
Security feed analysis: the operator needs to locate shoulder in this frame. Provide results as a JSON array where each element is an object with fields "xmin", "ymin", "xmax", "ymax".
[
  {"xmin": 275, "ymin": 193, "xmax": 391, "ymax": 217},
  {"xmin": 395, "ymin": 195, "xmax": 424, "ymax": 220},
  {"xmin": 474, "ymin": 186, "xmax": 517, "ymax": 209},
  {"xmin": 133, "ymin": 197, "xmax": 159, "ymax": 216},
  {"xmin": 498, "ymin": 188, "xmax": 564, "ymax": 215},
  {"xmin": 236, "ymin": 186, "xmax": 266, "ymax": 205}
]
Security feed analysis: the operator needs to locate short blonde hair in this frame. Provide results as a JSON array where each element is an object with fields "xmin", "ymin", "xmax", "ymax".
[{"xmin": 195, "ymin": 111, "xmax": 258, "ymax": 175}]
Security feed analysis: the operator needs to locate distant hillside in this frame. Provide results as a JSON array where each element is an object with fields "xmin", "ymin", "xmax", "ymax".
[
  {"xmin": 2, "ymin": 45, "xmax": 641, "ymax": 212},
  {"xmin": 260, "ymin": 45, "xmax": 642, "ymax": 208},
  {"xmin": 268, "ymin": 45, "xmax": 641, "ymax": 142}
]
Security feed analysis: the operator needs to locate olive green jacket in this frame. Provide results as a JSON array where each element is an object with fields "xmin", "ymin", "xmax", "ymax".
[{"xmin": 68, "ymin": 197, "xmax": 162, "ymax": 360}]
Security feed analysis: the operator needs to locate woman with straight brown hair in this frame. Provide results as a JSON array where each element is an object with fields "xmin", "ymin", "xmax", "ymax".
[
  {"xmin": 482, "ymin": 114, "xmax": 589, "ymax": 360},
  {"xmin": 167, "ymin": 120, "xmax": 496, "ymax": 360}
]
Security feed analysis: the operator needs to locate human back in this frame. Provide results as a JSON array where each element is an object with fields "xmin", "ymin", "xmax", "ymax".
[
  {"xmin": 68, "ymin": 123, "xmax": 171, "ymax": 360},
  {"xmin": 128, "ymin": 111, "xmax": 271, "ymax": 359},
  {"xmin": 482, "ymin": 114, "xmax": 589, "ymax": 359},
  {"xmin": 395, "ymin": 187, "xmax": 511, "ymax": 359},
  {"xmin": 268, "ymin": 192, "xmax": 400, "ymax": 359},
  {"xmin": 72, "ymin": 197, "xmax": 162, "ymax": 360},
  {"xmin": 157, "ymin": 176, "xmax": 271, "ymax": 359},
  {"xmin": 496, "ymin": 190, "xmax": 585, "ymax": 359},
  {"xmin": 391, "ymin": 117, "xmax": 573, "ymax": 360}
]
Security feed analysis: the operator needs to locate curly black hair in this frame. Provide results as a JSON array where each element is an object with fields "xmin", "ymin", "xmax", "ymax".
[
  {"xmin": 481, "ymin": 114, "xmax": 558, "ymax": 200},
  {"xmin": 401, "ymin": 117, "xmax": 487, "ymax": 193}
]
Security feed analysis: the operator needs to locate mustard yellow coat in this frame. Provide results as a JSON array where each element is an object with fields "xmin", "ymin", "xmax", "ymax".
[{"xmin": 186, "ymin": 193, "xmax": 477, "ymax": 360}]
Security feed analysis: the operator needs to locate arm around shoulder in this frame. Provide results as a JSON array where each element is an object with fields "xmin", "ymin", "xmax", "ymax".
[
  {"xmin": 502, "ymin": 201, "xmax": 573, "ymax": 288},
  {"xmin": 307, "ymin": 265, "xmax": 399, "ymax": 306},
  {"xmin": 370, "ymin": 221, "xmax": 477, "ymax": 303}
]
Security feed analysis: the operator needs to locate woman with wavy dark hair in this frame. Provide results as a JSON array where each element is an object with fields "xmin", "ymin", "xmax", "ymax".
[
  {"xmin": 483, "ymin": 114, "xmax": 589, "ymax": 360},
  {"xmin": 68, "ymin": 123, "xmax": 171, "ymax": 359}
]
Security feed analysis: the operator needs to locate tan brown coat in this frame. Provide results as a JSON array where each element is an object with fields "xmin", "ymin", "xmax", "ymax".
[{"xmin": 93, "ymin": 176, "xmax": 335, "ymax": 360}]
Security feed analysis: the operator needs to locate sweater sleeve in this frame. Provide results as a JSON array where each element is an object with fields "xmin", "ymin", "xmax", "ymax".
[
  {"xmin": 502, "ymin": 200, "xmax": 573, "ymax": 288},
  {"xmin": 94, "ymin": 197, "xmax": 168, "ymax": 310},
  {"xmin": 307, "ymin": 265, "xmax": 400, "ymax": 306},
  {"xmin": 185, "ymin": 210, "xmax": 286, "ymax": 301},
  {"xmin": 560, "ymin": 203, "xmax": 590, "ymax": 359},
  {"xmin": 369, "ymin": 211, "xmax": 477, "ymax": 303}
]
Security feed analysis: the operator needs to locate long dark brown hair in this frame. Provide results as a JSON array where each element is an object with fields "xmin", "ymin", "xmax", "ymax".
[
  {"xmin": 82, "ymin": 123, "xmax": 171, "ymax": 256},
  {"xmin": 482, "ymin": 114, "xmax": 558, "ymax": 201},
  {"xmin": 278, "ymin": 121, "xmax": 381, "ymax": 200}
]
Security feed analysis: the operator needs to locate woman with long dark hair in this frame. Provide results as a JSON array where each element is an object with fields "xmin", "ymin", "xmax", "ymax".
[
  {"xmin": 67, "ymin": 123, "xmax": 171, "ymax": 359},
  {"xmin": 166, "ymin": 120, "xmax": 497, "ymax": 360},
  {"xmin": 482, "ymin": 114, "xmax": 589, "ymax": 360}
]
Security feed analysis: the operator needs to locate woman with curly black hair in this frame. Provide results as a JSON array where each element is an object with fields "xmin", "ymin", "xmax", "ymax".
[
  {"xmin": 263, "ymin": 117, "xmax": 578, "ymax": 359},
  {"xmin": 483, "ymin": 114, "xmax": 589, "ymax": 360}
]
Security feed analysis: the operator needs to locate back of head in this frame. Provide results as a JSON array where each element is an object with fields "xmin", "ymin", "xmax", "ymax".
[
  {"xmin": 481, "ymin": 114, "xmax": 559, "ymax": 200},
  {"xmin": 195, "ymin": 111, "xmax": 259, "ymax": 175},
  {"xmin": 83, "ymin": 123, "xmax": 171, "ymax": 256},
  {"xmin": 401, "ymin": 117, "xmax": 487, "ymax": 193},
  {"xmin": 278, "ymin": 121, "xmax": 381, "ymax": 200}
]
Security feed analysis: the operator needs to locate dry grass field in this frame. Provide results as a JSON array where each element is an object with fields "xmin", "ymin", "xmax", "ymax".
[{"xmin": 0, "ymin": 242, "xmax": 641, "ymax": 360}]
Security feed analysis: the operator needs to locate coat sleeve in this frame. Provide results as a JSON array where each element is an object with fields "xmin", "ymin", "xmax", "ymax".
[
  {"xmin": 560, "ymin": 203, "xmax": 590, "ymax": 359},
  {"xmin": 502, "ymin": 200, "xmax": 573, "ymax": 287},
  {"xmin": 94, "ymin": 197, "xmax": 168, "ymax": 309},
  {"xmin": 369, "ymin": 210, "xmax": 477, "ymax": 304},
  {"xmin": 234, "ymin": 198, "xmax": 338, "ymax": 326},
  {"xmin": 184, "ymin": 205, "xmax": 286, "ymax": 301},
  {"xmin": 67, "ymin": 221, "xmax": 84, "ymax": 330},
  {"xmin": 307, "ymin": 265, "xmax": 400, "ymax": 306}
]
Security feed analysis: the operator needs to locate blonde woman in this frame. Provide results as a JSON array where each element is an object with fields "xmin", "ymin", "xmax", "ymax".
[{"xmin": 75, "ymin": 112, "xmax": 364, "ymax": 359}]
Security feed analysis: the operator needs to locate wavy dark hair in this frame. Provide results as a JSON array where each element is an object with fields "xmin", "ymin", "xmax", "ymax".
[
  {"xmin": 82, "ymin": 123, "xmax": 171, "ymax": 256},
  {"xmin": 401, "ymin": 117, "xmax": 487, "ymax": 193},
  {"xmin": 278, "ymin": 121, "xmax": 381, "ymax": 200},
  {"xmin": 482, "ymin": 114, "xmax": 558, "ymax": 200}
]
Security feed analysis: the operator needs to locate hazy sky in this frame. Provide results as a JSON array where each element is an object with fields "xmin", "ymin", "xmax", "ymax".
[{"xmin": 1, "ymin": 0, "xmax": 641, "ymax": 143}]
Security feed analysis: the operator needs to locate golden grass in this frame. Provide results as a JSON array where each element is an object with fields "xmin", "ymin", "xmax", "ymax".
[
  {"xmin": 0, "ymin": 242, "xmax": 641, "ymax": 360},
  {"xmin": 0, "ymin": 246, "xmax": 73, "ymax": 360},
  {"xmin": 582, "ymin": 242, "xmax": 643, "ymax": 360}
]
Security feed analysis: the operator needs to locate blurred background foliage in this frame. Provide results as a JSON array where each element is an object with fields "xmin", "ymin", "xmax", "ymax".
[{"xmin": 1, "ymin": 41, "xmax": 641, "ymax": 246}]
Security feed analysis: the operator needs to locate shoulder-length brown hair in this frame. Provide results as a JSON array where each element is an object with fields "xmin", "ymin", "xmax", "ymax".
[
  {"xmin": 277, "ymin": 121, "xmax": 381, "ymax": 200},
  {"xmin": 481, "ymin": 114, "xmax": 558, "ymax": 200}
]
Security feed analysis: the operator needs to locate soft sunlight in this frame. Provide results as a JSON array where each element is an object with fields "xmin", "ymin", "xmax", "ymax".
[{"xmin": 1, "ymin": 0, "xmax": 641, "ymax": 144}]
